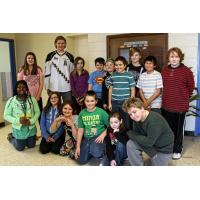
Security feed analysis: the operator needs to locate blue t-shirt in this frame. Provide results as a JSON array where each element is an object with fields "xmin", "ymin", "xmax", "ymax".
[{"xmin": 88, "ymin": 70, "xmax": 105, "ymax": 99}]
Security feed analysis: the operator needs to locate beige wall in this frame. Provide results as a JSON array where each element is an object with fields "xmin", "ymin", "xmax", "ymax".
[
  {"xmin": 0, "ymin": 33, "xmax": 15, "ymax": 40},
  {"xmin": 71, "ymin": 34, "xmax": 89, "ymax": 71},
  {"xmin": 15, "ymin": 33, "xmax": 75, "ymax": 70}
]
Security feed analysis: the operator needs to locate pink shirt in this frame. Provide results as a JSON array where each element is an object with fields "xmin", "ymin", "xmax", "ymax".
[{"xmin": 17, "ymin": 68, "xmax": 43, "ymax": 98}]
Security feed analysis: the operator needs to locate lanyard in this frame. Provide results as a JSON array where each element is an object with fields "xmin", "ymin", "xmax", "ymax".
[{"xmin": 20, "ymin": 100, "xmax": 27, "ymax": 117}]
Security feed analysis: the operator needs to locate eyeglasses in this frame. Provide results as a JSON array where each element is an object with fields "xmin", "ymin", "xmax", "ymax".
[{"xmin": 50, "ymin": 96, "xmax": 58, "ymax": 100}]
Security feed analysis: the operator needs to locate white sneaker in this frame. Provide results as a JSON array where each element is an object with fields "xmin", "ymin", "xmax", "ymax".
[{"xmin": 172, "ymin": 153, "xmax": 181, "ymax": 160}]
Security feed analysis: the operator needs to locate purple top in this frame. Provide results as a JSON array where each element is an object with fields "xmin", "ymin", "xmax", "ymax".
[{"xmin": 70, "ymin": 70, "xmax": 89, "ymax": 98}]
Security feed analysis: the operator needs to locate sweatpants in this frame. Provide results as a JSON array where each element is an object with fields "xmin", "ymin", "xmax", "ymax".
[
  {"xmin": 127, "ymin": 140, "xmax": 172, "ymax": 166},
  {"xmin": 162, "ymin": 109, "xmax": 186, "ymax": 153}
]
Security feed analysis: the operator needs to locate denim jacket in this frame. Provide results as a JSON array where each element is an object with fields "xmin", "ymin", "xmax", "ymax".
[{"xmin": 40, "ymin": 107, "xmax": 65, "ymax": 141}]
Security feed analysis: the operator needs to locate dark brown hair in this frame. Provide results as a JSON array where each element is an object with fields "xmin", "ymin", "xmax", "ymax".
[
  {"xmin": 43, "ymin": 92, "xmax": 62, "ymax": 116},
  {"xmin": 109, "ymin": 112, "xmax": 124, "ymax": 129},
  {"xmin": 54, "ymin": 36, "xmax": 66, "ymax": 47},
  {"xmin": 115, "ymin": 56, "xmax": 128, "ymax": 66},
  {"xmin": 20, "ymin": 52, "xmax": 40, "ymax": 75},
  {"xmin": 61, "ymin": 100, "xmax": 76, "ymax": 115},
  {"xmin": 72, "ymin": 57, "xmax": 85, "ymax": 76},
  {"xmin": 84, "ymin": 90, "xmax": 98, "ymax": 101}
]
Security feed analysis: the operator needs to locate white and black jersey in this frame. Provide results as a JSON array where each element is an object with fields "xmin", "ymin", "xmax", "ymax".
[{"xmin": 45, "ymin": 50, "xmax": 74, "ymax": 92}]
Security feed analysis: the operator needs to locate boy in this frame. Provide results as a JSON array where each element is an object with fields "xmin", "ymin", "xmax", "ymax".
[
  {"xmin": 88, "ymin": 57, "xmax": 105, "ymax": 108},
  {"xmin": 127, "ymin": 47, "xmax": 144, "ymax": 84},
  {"xmin": 45, "ymin": 35, "xmax": 74, "ymax": 102},
  {"xmin": 75, "ymin": 90, "xmax": 109, "ymax": 165},
  {"xmin": 137, "ymin": 56, "xmax": 163, "ymax": 113},
  {"xmin": 161, "ymin": 47, "xmax": 195, "ymax": 160},
  {"xmin": 122, "ymin": 97, "xmax": 174, "ymax": 166},
  {"xmin": 108, "ymin": 56, "xmax": 135, "ymax": 129}
]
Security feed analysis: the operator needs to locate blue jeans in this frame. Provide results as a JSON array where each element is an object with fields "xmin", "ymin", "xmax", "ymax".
[
  {"xmin": 112, "ymin": 100, "xmax": 131, "ymax": 129},
  {"xmin": 115, "ymin": 141, "xmax": 127, "ymax": 166},
  {"xmin": 11, "ymin": 135, "xmax": 36, "ymax": 151},
  {"xmin": 77, "ymin": 136, "xmax": 106, "ymax": 164}
]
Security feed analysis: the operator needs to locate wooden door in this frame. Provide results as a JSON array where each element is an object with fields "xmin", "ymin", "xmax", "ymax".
[{"xmin": 107, "ymin": 33, "xmax": 168, "ymax": 70}]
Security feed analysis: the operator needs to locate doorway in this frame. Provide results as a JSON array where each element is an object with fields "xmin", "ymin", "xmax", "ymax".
[
  {"xmin": 107, "ymin": 33, "xmax": 168, "ymax": 69},
  {"xmin": 0, "ymin": 38, "xmax": 17, "ymax": 126}
]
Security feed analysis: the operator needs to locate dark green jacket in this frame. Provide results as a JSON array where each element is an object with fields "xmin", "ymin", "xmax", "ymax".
[{"xmin": 127, "ymin": 111, "xmax": 174, "ymax": 157}]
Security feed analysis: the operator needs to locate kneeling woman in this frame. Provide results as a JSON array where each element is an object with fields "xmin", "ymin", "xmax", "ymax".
[
  {"xmin": 51, "ymin": 101, "xmax": 78, "ymax": 156},
  {"xmin": 4, "ymin": 80, "xmax": 40, "ymax": 151},
  {"xmin": 39, "ymin": 92, "xmax": 65, "ymax": 154}
]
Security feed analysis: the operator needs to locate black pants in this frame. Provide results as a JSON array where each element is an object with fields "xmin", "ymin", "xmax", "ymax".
[
  {"xmin": 37, "ymin": 97, "xmax": 43, "ymax": 124},
  {"xmin": 39, "ymin": 134, "xmax": 65, "ymax": 154},
  {"xmin": 72, "ymin": 96, "xmax": 85, "ymax": 115},
  {"xmin": 162, "ymin": 109, "xmax": 186, "ymax": 153}
]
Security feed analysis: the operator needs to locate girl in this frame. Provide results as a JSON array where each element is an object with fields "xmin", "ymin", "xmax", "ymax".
[
  {"xmin": 17, "ymin": 52, "xmax": 44, "ymax": 123},
  {"xmin": 4, "ymin": 80, "xmax": 40, "ymax": 151},
  {"xmin": 161, "ymin": 47, "xmax": 195, "ymax": 160},
  {"xmin": 51, "ymin": 101, "xmax": 78, "ymax": 156},
  {"xmin": 105, "ymin": 112, "xmax": 128, "ymax": 166},
  {"xmin": 102, "ymin": 58, "xmax": 115, "ymax": 111},
  {"xmin": 39, "ymin": 92, "xmax": 65, "ymax": 154},
  {"xmin": 70, "ymin": 57, "xmax": 89, "ymax": 114}
]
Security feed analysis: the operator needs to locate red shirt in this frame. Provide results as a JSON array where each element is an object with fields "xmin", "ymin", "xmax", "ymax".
[{"xmin": 161, "ymin": 64, "xmax": 195, "ymax": 112}]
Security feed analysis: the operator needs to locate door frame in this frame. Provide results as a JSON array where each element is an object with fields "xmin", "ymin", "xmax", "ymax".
[
  {"xmin": 0, "ymin": 38, "xmax": 17, "ymax": 92},
  {"xmin": 195, "ymin": 34, "xmax": 200, "ymax": 136}
]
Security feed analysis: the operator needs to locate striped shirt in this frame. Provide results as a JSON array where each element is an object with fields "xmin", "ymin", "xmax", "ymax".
[
  {"xmin": 108, "ymin": 71, "xmax": 135, "ymax": 101},
  {"xmin": 161, "ymin": 64, "xmax": 195, "ymax": 112},
  {"xmin": 137, "ymin": 70, "xmax": 163, "ymax": 108}
]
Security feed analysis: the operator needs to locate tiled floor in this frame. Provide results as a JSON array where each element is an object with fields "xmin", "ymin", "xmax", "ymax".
[{"xmin": 0, "ymin": 124, "xmax": 200, "ymax": 166}]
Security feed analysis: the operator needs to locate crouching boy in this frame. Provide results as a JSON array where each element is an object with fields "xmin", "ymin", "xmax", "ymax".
[{"xmin": 122, "ymin": 97, "xmax": 174, "ymax": 166}]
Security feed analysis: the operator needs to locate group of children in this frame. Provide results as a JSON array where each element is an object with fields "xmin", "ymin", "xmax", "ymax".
[{"xmin": 3, "ymin": 35, "xmax": 195, "ymax": 165}]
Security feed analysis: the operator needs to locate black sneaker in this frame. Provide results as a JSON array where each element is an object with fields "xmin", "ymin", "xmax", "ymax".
[{"xmin": 7, "ymin": 133, "xmax": 13, "ymax": 142}]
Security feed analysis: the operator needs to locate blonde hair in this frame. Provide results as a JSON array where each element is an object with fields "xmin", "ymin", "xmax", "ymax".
[
  {"xmin": 122, "ymin": 97, "xmax": 144, "ymax": 112},
  {"xmin": 106, "ymin": 58, "xmax": 115, "ymax": 65},
  {"xmin": 130, "ymin": 47, "xmax": 142, "ymax": 56}
]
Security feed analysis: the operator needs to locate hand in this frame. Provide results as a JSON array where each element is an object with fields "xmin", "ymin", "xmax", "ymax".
[
  {"xmin": 95, "ymin": 133, "xmax": 106, "ymax": 143},
  {"xmin": 77, "ymin": 97, "xmax": 84, "ymax": 106},
  {"xmin": 26, "ymin": 119, "xmax": 30, "ymax": 126},
  {"xmin": 35, "ymin": 96, "xmax": 40, "ymax": 101},
  {"xmin": 46, "ymin": 136, "xmax": 55, "ymax": 143},
  {"xmin": 56, "ymin": 115, "xmax": 66, "ymax": 123},
  {"xmin": 65, "ymin": 118, "xmax": 73, "ymax": 127},
  {"xmin": 103, "ymin": 104, "xmax": 108, "ymax": 110},
  {"xmin": 113, "ymin": 129, "xmax": 119, "ymax": 133},
  {"xmin": 110, "ymin": 160, "xmax": 117, "ymax": 166},
  {"xmin": 75, "ymin": 147, "xmax": 80, "ymax": 160},
  {"xmin": 20, "ymin": 117, "xmax": 28, "ymax": 125},
  {"xmin": 143, "ymin": 99, "xmax": 149, "ymax": 109}
]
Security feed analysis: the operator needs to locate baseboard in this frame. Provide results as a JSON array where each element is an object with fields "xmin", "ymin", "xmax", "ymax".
[
  {"xmin": 184, "ymin": 131, "xmax": 194, "ymax": 136},
  {"xmin": 0, "ymin": 122, "xmax": 5, "ymax": 127}
]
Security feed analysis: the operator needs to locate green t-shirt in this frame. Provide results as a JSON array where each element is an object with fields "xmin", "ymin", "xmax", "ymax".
[{"xmin": 78, "ymin": 107, "xmax": 109, "ymax": 138}]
